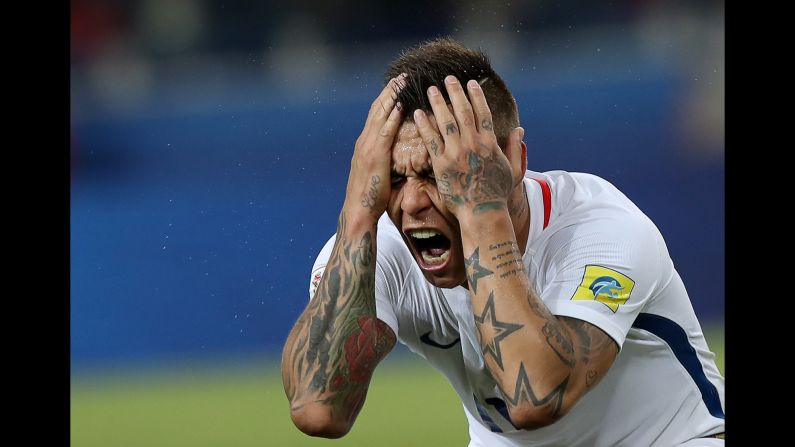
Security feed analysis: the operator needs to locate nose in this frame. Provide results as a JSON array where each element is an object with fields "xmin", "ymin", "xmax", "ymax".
[{"xmin": 401, "ymin": 178, "xmax": 434, "ymax": 216}]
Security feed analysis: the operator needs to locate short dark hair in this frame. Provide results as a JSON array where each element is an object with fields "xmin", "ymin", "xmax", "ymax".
[{"xmin": 384, "ymin": 37, "xmax": 520, "ymax": 147}]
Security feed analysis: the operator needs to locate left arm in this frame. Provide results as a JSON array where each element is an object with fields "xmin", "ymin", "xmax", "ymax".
[{"xmin": 414, "ymin": 76, "xmax": 618, "ymax": 429}]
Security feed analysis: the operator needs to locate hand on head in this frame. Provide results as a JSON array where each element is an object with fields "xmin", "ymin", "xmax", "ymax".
[
  {"xmin": 413, "ymin": 75, "xmax": 521, "ymax": 220},
  {"xmin": 342, "ymin": 74, "xmax": 407, "ymax": 222}
]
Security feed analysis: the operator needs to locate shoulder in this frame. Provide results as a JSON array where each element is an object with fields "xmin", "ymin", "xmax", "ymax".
[
  {"xmin": 529, "ymin": 170, "xmax": 670, "ymax": 281},
  {"xmin": 536, "ymin": 170, "xmax": 662, "ymax": 244}
]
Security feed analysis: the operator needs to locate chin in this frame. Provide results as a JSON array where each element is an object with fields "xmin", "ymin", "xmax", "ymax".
[{"xmin": 421, "ymin": 271, "xmax": 466, "ymax": 289}]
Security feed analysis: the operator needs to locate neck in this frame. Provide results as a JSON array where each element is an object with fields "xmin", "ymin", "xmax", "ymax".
[{"xmin": 508, "ymin": 181, "xmax": 531, "ymax": 255}]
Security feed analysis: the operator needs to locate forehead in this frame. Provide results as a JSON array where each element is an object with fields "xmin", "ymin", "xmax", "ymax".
[{"xmin": 391, "ymin": 118, "xmax": 436, "ymax": 174}]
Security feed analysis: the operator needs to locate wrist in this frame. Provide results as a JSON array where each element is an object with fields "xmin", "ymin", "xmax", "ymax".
[
  {"xmin": 457, "ymin": 205, "xmax": 511, "ymax": 229},
  {"xmin": 339, "ymin": 204, "xmax": 381, "ymax": 233},
  {"xmin": 459, "ymin": 208, "xmax": 514, "ymax": 245}
]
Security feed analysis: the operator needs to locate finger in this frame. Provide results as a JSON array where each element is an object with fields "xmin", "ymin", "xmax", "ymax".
[
  {"xmin": 426, "ymin": 85, "xmax": 458, "ymax": 143},
  {"xmin": 375, "ymin": 102, "xmax": 404, "ymax": 150},
  {"xmin": 443, "ymin": 75, "xmax": 476, "ymax": 138},
  {"xmin": 367, "ymin": 73, "xmax": 407, "ymax": 124},
  {"xmin": 414, "ymin": 109, "xmax": 444, "ymax": 159},
  {"xmin": 367, "ymin": 75, "xmax": 401, "ymax": 122},
  {"xmin": 466, "ymin": 79, "xmax": 495, "ymax": 135}
]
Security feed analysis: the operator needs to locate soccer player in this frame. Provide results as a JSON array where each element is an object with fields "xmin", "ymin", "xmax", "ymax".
[{"xmin": 281, "ymin": 38, "xmax": 725, "ymax": 446}]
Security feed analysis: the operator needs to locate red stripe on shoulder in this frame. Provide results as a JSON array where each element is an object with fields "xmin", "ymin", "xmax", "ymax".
[{"xmin": 532, "ymin": 178, "xmax": 552, "ymax": 230}]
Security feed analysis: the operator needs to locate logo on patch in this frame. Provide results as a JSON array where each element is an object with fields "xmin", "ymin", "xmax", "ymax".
[{"xmin": 571, "ymin": 265, "xmax": 635, "ymax": 313}]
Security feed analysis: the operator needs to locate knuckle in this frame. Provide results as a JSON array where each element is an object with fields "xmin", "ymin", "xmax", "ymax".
[{"xmin": 379, "ymin": 127, "xmax": 394, "ymax": 138}]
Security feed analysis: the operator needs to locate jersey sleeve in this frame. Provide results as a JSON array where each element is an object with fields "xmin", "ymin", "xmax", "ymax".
[
  {"xmin": 539, "ymin": 215, "xmax": 668, "ymax": 348},
  {"xmin": 308, "ymin": 233, "xmax": 400, "ymax": 335}
]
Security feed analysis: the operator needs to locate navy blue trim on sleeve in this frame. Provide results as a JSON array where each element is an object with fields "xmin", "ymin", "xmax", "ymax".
[{"xmin": 632, "ymin": 313, "xmax": 725, "ymax": 419}]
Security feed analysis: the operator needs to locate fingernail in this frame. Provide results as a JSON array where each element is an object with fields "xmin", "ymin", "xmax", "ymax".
[
  {"xmin": 414, "ymin": 109, "xmax": 424, "ymax": 121},
  {"xmin": 428, "ymin": 86, "xmax": 440, "ymax": 97},
  {"xmin": 395, "ymin": 101, "xmax": 402, "ymax": 111},
  {"xmin": 467, "ymin": 79, "xmax": 479, "ymax": 89},
  {"xmin": 445, "ymin": 75, "xmax": 458, "ymax": 84}
]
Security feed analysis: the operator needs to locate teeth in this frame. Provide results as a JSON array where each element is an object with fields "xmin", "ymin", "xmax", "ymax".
[
  {"xmin": 421, "ymin": 250, "xmax": 450, "ymax": 265},
  {"xmin": 409, "ymin": 229, "xmax": 441, "ymax": 239}
]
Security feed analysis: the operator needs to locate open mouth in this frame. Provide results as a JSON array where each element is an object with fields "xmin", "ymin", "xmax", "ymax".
[{"xmin": 406, "ymin": 229, "xmax": 452, "ymax": 270}]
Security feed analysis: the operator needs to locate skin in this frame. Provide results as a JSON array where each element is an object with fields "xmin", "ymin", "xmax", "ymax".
[{"xmin": 281, "ymin": 74, "xmax": 620, "ymax": 437}]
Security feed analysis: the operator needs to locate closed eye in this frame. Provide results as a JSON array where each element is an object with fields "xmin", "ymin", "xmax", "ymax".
[{"xmin": 391, "ymin": 175, "xmax": 406, "ymax": 187}]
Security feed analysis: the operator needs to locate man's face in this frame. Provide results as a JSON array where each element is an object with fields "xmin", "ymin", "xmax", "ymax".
[{"xmin": 386, "ymin": 118, "xmax": 467, "ymax": 289}]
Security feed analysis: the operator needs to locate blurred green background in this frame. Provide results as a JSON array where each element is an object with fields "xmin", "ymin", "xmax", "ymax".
[{"xmin": 71, "ymin": 326, "xmax": 723, "ymax": 446}]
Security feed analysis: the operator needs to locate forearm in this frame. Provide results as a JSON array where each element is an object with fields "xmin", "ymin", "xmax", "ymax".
[
  {"xmin": 460, "ymin": 210, "xmax": 582, "ymax": 427},
  {"xmin": 281, "ymin": 211, "xmax": 394, "ymax": 437}
]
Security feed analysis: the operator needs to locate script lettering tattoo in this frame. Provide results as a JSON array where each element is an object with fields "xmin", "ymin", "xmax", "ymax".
[
  {"xmin": 481, "ymin": 118, "xmax": 494, "ymax": 131},
  {"xmin": 360, "ymin": 175, "xmax": 381, "ymax": 212},
  {"xmin": 465, "ymin": 247, "xmax": 494, "ymax": 293},
  {"xmin": 488, "ymin": 240, "xmax": 525, "ymax": 278},
  {"xmin": 498, "ymin": 362, "xmax": 570, "ymax": 417},
  {"xmin": 283, "ymin": 213, "xmax": 395, "ymax": 423},
  {"xmin": 474, "ymin": 292, "xmax": 524, "ymax": 370},
  {"xmin": 445, "ymin": 122, "xmax": 457, "ymax": 135},
  {"xmin": 438, "ymin": 151, "xmax": 512, "ymax": 214}
]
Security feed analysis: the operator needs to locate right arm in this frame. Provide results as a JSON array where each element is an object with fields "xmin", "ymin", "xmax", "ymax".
[
  {"xmin": 280, "ymin": 74, "xmax": 406, "ymax": 438},
  {"xmin": 281, "ymin": 212, "xmax": 396, "ymax": 437}
]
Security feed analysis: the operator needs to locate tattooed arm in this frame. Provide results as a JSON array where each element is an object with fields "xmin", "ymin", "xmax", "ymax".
[
  {"xmin": 281, "ymin": 75, "xmax": 405, "ymax": 438},
  {"xmin": 281, "ymin": 214, "xmax": 396, "ymax": 437},
  {"xmin": 461, "ymin": 227, "xmax": 618, "ymax": 429},
  {"xmin": 415, "ymin": 75, "xmax": 618, "ymax": 429}
]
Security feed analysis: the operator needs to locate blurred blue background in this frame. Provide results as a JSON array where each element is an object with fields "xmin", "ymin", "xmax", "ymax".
[{"xmin": 71, "ymin": 0, "xmax": 724, "ymax": 371}]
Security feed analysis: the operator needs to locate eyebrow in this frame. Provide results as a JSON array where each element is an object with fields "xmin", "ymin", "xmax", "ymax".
[{"xmin": 391, "ymin": 167, "xmax": 434, "ymax": 178}]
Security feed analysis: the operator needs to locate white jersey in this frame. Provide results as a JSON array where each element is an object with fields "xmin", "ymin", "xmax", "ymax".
[{"xmin": 309, "ymin": 170, "xmax": 725, "ymax": 446}]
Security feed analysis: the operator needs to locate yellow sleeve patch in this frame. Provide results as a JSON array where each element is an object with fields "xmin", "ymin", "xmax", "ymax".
[{"xmin": 571, "ymin": 265, "xmax": 636, "ymax": 313}]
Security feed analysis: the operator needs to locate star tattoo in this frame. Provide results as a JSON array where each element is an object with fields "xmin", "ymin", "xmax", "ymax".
[
  {"xmin": 474, "ymin": 292, "xmax": 524, "ymax": 370},
  {"xmin": 465, "ymin": 247, "xmax": 493, "ymax": 293},
  {"xmin": 501, "ymin": 363, "xmax": 569, "ymax": 416}
]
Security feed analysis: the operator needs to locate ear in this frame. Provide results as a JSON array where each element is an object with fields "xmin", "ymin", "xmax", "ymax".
[{"xmin": 503, "ymin": 127, "xmax": 527, "ymax": 188}]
